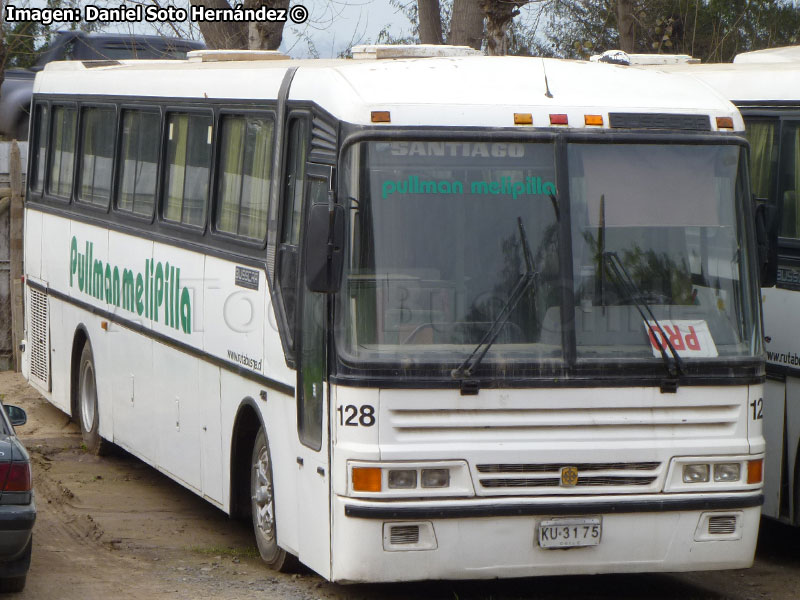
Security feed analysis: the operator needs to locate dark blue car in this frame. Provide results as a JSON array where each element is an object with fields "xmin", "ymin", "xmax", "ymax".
[{"xmin": 0, "ymin": 402, "xmax": 34, "ymax": 593}]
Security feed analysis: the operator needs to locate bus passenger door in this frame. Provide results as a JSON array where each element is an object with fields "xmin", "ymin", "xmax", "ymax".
[{"xmin": 294, "ymin": 165, "xmax": 333, "ymax": 578}]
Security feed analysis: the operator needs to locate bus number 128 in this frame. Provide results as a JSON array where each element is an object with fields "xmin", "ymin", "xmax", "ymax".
[{"xmin": 337, "ymin": 405, "xmax": 376, "ymax": 427}]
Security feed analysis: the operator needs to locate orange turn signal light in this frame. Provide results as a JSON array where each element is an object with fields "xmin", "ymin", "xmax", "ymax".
[
  {"xmin": 371, "ymin": 111, "xmax": 391, "ymax": 123},
  {"xmin": 584, "ymin": 114, "xmax": 603, "ymax": 126},
  {"xmin": 352, "ymin": 467, "xmax": 382, "ymax": 492},
  {"xmin": 514, "ymin": 113, "xmax": 533, "ymax": 125},
  {"xmin": 747, "ymin": 459, "xmax": 763, "ymax": 484},
  {"xmin": 716, "ymin": 116, "xmax": 734, "ymax": 130}
]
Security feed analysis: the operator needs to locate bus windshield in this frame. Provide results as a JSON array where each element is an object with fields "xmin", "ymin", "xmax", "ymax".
[
  {"xmin": 569, "ymin": 143, "xmax": 758, "ymax": 361},
  {"xmin": 336, "ymin": 139, "xmax": 760, "ymax": 375}
]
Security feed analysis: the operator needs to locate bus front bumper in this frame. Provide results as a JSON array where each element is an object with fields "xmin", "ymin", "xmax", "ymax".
[{"xmin": 331, "ymin": 492, "xmax": 763, "ymax": 583}]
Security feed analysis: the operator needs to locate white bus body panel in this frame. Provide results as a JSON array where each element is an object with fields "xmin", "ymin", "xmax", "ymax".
[
  {"xmin": 330, "ymin": 384, "xmax": 763, "ymax": 581},
  {"xmin": 763, "ymin": 378, "xmax": 785, "ymax": 519},
  {"xmin": 332, "ymin": 502, "xmax": 760, "ymax": 581},
  {"xmin": 650, "ymin": 61, "xmax": 800, "ymax": 104}
]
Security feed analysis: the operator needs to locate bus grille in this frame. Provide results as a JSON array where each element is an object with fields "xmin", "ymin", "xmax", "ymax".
[
  {"xmin": 476, "ymin": 462, "xmax": 661, "ymax": 491},
  {"xmin": 477, "ymin": 462, "xmax": 660, "ymax": 473},
  {"xmin": 28, "ymin": 287, "xmax": 50, "ymax": 390}
]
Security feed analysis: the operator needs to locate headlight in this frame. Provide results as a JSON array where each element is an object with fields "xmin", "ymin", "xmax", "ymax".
[
  {"xmin": 714, "ymin": 463, "xmax": 741, "ymax": 482},
  {"xmin": 683, "ymin": 464, "xmax": 710, "ymax": 483},
  {"xmin": 667, "ymin": 456, "xmax": 762, "ymax": 491},
  {"xmin": 348, "ymin": 460, "xmax": 474, "ymax": 497},
  {"xmin": 421, "ymin": 468, "xmax": 450, "ymax": 488},
  {"xmin": 388, "ymin": 469, "xmax": 417, "ymax": 489}
]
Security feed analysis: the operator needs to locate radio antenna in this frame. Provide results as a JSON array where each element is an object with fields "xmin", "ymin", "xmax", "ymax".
[{"xmin": 542, "ymin": 59, "xmax": 554, "ymax": 98}]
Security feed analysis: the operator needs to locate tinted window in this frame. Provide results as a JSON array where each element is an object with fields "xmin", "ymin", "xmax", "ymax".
[
  {"xmin": 744, "ymin": 119, "xmax": 778, "ymax": 203},
  {"xmin": 78, "ymin": 107, "xmax": 115, "ymax": 207},
  {"xmin": 163, "ymin": 112, "xmax": 212, "ymax": 227},
  {"xmin": 117, "ymin": 110, "xmax": 160, "ymax": 217},
  {"xmin": 215, "ymin": 115, "xmax": 274, "ymax": 239},
  {"xmin": 48, "ymin": 106, "xmax": 77, "ymax": 199},
  {"xmin": 30, "ymin": 104, "xmax": 49, "ymax": 193},
  {"xmin": 779, "ymin": 121, "xmax": 800, "ymax": 239},
  {"xmin": 276, "ymin": 118, "xmax": 309, "ymax": 348}
]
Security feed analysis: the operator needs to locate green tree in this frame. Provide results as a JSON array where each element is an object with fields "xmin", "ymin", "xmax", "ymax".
[{"xmin": 539, "ymin": 0, "xmax": 800, "ymax": 62}]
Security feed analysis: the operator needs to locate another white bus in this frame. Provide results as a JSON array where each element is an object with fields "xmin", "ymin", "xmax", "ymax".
[
  {"xmin": 656, "ymin": 51, "xmax": 800, "ymax": 527},
  {"xmin": 22, "ymin": 46, "xmax": 766, "ymax": 582}
]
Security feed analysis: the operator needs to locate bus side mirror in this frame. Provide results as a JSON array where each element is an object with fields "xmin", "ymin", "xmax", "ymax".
[
  {"xmin": 304, "ymin": 203, "xmax": 345, "ymax": 293},
  {"xmin": 755, "ymin": 200, "xmax": 777, "ymax": 287}
]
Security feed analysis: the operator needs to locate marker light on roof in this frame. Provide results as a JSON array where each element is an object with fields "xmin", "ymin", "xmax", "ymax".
[
  {"xmin": 584, "ymin": 115, "xmax": 603, "ymax": 126},
  {"xmin": 716, "ymin": 116, "xmax": 734, "ymax": 130},
  {"xmin": 514, "ymin": 113, "xmax": 533, "ymax": 126},
  {"xmin": 371, "ymin": 111, "xmax": 391, "ymax": 123},
  {"xmin": 550, "ymin": 114, "xmax": 568, "ymax": 125}
]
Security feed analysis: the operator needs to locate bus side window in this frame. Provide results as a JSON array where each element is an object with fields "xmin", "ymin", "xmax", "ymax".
[
  {"xmin": 116, "ymin": 109, "xmax": 160, "ymax": 218},
  {"xmin": 276, "ymin": 116, "xmax": 310, "ymax": 351},
  {"xmin": 47, "ymin": 105, "xmax": 77, "ymax": 200},
  {"xmin": 30, "ymin": 104, "xmax": 49, "ymax": 194},
  {"xmin": 163, "ymin": 112, "xmax": 213, "ymax": 228},
  {"xmin": 745, "ymin": 119, "xmax": 779, "ymax": 205},
  {"xmin": 779, "ymin": 121, "xmax": 800, "ymax": 239},
  {"xmin": 214, "ymin": 114, "xmax": 274, "ymax": 240},
  {"xmin": 298, "ymin": 175, "xmax": 330, "ymax": 450},
  {"xmin": 77, "ymin": 106, "xmax": 115, "ymax": 208}
]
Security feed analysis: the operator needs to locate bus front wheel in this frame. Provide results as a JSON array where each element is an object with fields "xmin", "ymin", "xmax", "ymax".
[
  {"xmin": 250, "ymin": 427, "xmax": 296, "ymax": 572},
  {"xmin": 77, "ymin": 342, "xmax": 110, "ymax": 455}
]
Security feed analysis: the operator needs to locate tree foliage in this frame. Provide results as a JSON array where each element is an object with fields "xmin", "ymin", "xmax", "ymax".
[{"xmin": 539, "ymin": 0, "xmax": 800, "ymax": 62}]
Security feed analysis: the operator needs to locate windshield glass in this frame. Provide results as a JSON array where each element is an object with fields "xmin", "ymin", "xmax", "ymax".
[
  {"xmin": 337, "ymin": 141, "xmax": 561, "ymax": 368},
  {"xmin": 336, "ymin": 139, "xmax": 761, "ymax": 376},
  {"xmin": 568, "ymin": 143, "xmax": 759, "ymax": 360}
]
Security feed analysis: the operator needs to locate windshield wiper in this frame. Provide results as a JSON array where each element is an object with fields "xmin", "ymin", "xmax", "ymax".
[
  {"xmin": 452, "ymin": 218, "xmax": 537, "ymax": 384},
  {"xmin": 602, "ymin": 251, "xmax": 684, "ymax": 390}
]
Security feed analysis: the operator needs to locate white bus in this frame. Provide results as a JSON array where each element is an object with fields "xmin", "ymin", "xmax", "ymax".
[
  {"xmin": 655, "ymin": 50, "xmax": 800, "ymax": 527},
  {"xmin": 22, "ymin": 46, "xmax": 766, "ymax": 582}
]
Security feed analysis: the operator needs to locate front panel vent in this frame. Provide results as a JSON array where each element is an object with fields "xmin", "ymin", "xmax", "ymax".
[
  {"xmin": 389, "ymin": 525, "xmax": 420, "ymax": 545},
  {"xmin": 382, "ymin": 521, "xmax": 437, "ymax": 551},
  {"xmin": 29, "ymin": 287, "xmax": 50, "ymax": 390},
  {"xmin": 708, "ymin": 515, "xmax": 737, "ymax": 535}
]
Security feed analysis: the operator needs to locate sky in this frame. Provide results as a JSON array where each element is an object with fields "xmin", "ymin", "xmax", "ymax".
[
  {"xmin": 280, "ymin": 0, "xmax": 411, "ymax": 57},
  {"xmin": 11, "ymin": 0, "xmax": 545, "ymax": 59}
]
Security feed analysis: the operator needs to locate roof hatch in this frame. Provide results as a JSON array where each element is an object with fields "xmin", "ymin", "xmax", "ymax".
[
  {"xmin": 187, "ymin": 49, "xmax": 288, "ymax": 63},
  {"xmin": 351, "ymin": 44, "xmax": 482, "ymax": 60}
]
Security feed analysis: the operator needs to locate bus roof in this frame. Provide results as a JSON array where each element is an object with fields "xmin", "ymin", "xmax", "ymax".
[
  {"xmin": 734, "ymin": 45, "xmax": 800, "ymax": 64},
  {"xmin": 35, "ymin": 55, "xmax": 742, "ymax": 130},
  {"xmin": 651, "ymin": 61, "xmax": 800, "ymax": 104}
]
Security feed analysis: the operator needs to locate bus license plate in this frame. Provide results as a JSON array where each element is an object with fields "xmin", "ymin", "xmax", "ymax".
[{"xmin": 538, "ymin": 518, "xmax": 602, "ymax": 549}]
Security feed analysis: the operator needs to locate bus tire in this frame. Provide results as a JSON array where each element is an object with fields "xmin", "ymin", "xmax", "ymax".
[
  {"xmin": 250, "ymin": 427, "xmax": 296, "ymax": 572},
  {"xmin": 77, "ymin": 342, "xmax": 110, "ymax": 455},
  {"xmin": 0, "ymin": 575, "xmax": 26, "ymax": 593}
]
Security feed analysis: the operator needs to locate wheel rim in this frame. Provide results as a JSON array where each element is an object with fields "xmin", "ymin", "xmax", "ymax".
[
  {"xmin": 252, "ymin": 443, "xmax": 276, "ymax": 543},
  {"xmin": 80, "ymin": 361, "xmax": 96, "ymax": 433}
]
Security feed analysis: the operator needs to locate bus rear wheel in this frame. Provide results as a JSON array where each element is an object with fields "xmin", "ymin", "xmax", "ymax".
[
  {"xmin": 77, "ymin": 342, "xmax": 110, "ymax": 455},
  {"xmin": 250, "ymin": 427, "xmax": 296, "ymax": 572}
]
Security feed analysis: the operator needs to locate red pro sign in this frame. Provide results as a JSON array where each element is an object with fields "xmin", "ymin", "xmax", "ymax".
[{"xmin": 644, "ymin": 320, "xmax": 718, "ymax": 358}]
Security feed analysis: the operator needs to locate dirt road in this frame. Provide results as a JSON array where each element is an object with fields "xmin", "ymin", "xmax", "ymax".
[{"xmin": 2, "ymin": 370, "xmax": 800, "ymax": 600}]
